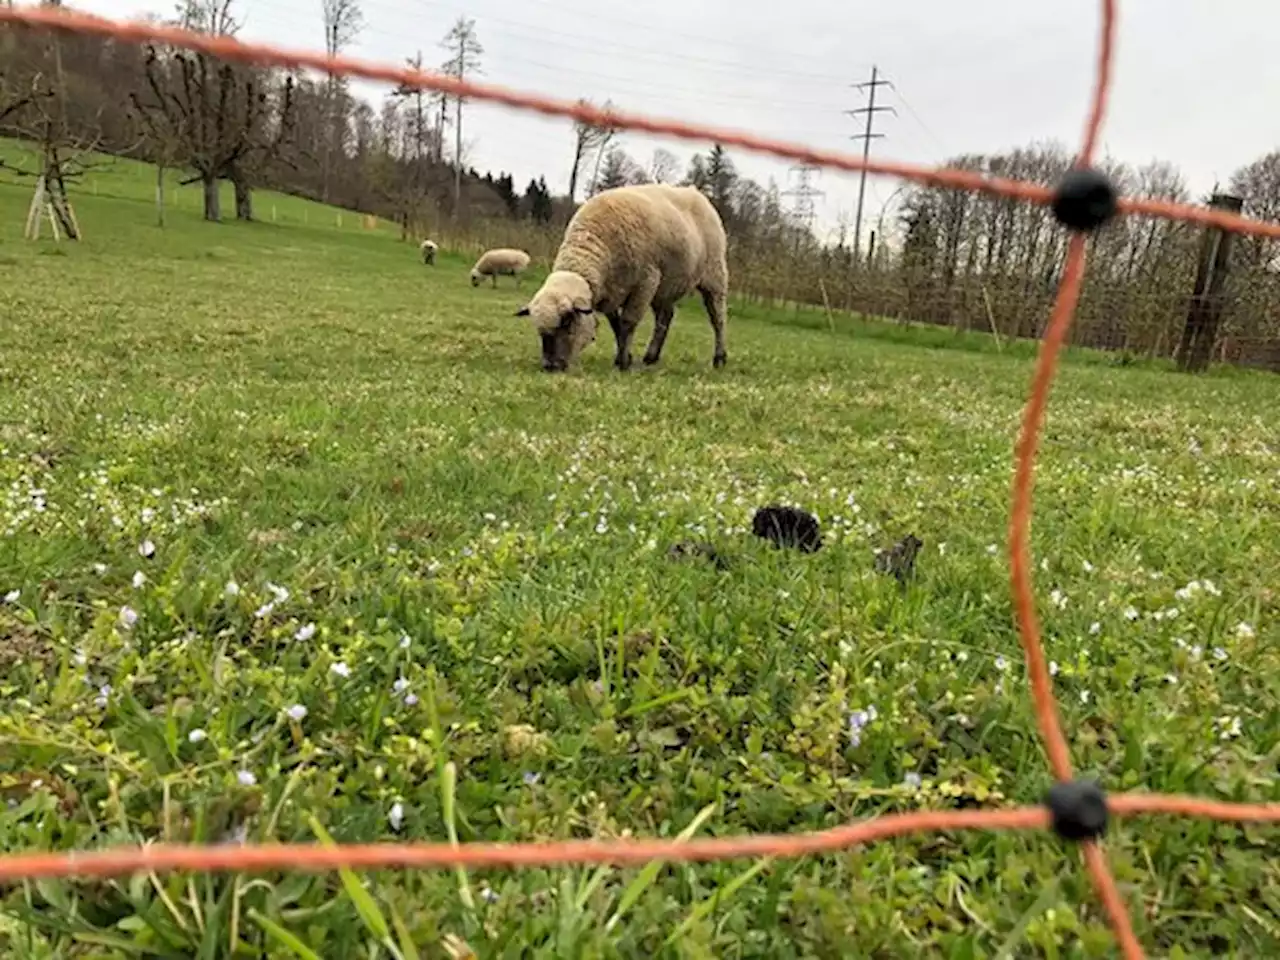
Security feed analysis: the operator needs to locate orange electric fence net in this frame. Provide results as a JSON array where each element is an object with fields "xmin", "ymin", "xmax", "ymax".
[{"xmin": 2, "ymin": 2, "xmax": 1280, "ymax": 956}]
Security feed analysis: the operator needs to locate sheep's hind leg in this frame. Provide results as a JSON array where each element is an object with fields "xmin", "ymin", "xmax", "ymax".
[
  {"xmin": 699, "ymin": 286, "xmax": 728, "ymax": 368},
  {"xmin": 643, "ymin": 303, "xmax": 675, "ymax": 366}
]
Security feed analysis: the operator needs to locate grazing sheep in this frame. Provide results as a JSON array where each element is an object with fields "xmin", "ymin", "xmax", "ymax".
[
  {"xmin": 420, "ymin": 239, "xmax": 438, "ymax": 265},
  {"xmin": 515, "ymin": 183, "xmax": 729, "ymax": 373},
  {"xmin": 470, "ymin": 248, "xmax": 531, "ymax": 288}
]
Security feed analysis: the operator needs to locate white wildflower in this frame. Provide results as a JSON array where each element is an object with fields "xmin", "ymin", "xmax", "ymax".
[
  {"xmin": 188, "ymin": 729, "xmax": 207, "ymax": 743},
  {"xmin": 118, "ymin": 605, "xmax": 138, "ymax": 630},
  {"xmin": 139, "ymin": 539, "xmax": 156, "ymax": 558},
  {"xmin": 294, "ymin": 622, "xmax": 316, "ymax": 642},
  {"xmin": 236, "ymin": 770, "xmax": 257, "ymax": 786},
  {"xmin": 1235, "ymin": 622, "xmax": 1256, "ymax": 640},
  {"xmin": 2, "ymin": 589, "xmax": 18, "ymax": 604},
  {"xmin": 285, "ymin": 704, "xmax": 307, "ymax": 721},
  {"xmin": 224, "ymin": 580, "xmax": 240, "ymax": 597},
  {"xmin": 131, "ymin": 570, "xmax": 146, "ymax": 588},
  {"xmin": 388, "ymin": 802, "xmax": 405, "ymax": 831},
  {"xmin": 329, "ymin": 661, "xmax": 351, "ymax": 679}
]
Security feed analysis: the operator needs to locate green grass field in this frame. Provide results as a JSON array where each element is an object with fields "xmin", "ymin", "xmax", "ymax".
[{"xmin": 0, "ymin": 141, "xmax": 1278, "ymax": 958}]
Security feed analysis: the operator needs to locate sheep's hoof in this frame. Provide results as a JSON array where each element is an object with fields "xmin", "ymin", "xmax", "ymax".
[
  {"xmin": 642, "ymin": 352, "xmax": 661, "ymax": 366},
  {"xmin": 713, "ymin": 353, "xmax": 727, "ymax": 369}
]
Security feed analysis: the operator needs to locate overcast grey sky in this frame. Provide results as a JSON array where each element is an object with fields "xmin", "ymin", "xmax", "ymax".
[{"xmin": 79, "ymin": 0, "xmax": 1280, "ymax": 242}]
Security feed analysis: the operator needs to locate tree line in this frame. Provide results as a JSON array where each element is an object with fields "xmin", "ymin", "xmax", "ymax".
[{"xmin": 2, "ymin": 1, "xmax": 1279, "ymax": 370}]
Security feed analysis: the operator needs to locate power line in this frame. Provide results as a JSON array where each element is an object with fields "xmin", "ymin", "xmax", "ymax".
[
  {"xmin": 782, "ymin": 163, "xmax": 824, "ymax": 234},
  {"xmin": 243, "ymin": 0, "xmax": 859, "ymax": 111},
  {"xmin": 342, "ymin": 0, "xmax": 869, "ymax": 86},
  {"xmin": 845, "ymin": 64, "xmax": 895, "ymax": 265}
]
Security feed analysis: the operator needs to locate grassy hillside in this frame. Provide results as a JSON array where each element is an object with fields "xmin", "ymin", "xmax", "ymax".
[{"xmin": 0, "ymin": 142, "xmax": 1277, "ymax": 958}]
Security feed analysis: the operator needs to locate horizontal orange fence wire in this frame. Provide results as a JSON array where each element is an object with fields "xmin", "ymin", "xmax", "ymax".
[{"xmin": 1, "ymin": 3, "xmax": 1278, "ymax": 957}]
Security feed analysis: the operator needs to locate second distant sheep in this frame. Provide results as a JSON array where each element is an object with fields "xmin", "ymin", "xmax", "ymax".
[
  {"xmin": 420, "ymin": 239, "xmax": 438, "ymax": 265},
  {"xmin": 470, "ymin": 248, "xmax": 531, "ymax": 288}
]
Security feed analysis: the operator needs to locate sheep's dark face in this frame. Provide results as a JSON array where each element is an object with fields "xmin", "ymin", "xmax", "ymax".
[
  {"xmin": 470, "ymin": 271, "xmax": 482, "ymax": 287},
  {"xmin": 532, "ymin": 310, "xmax": 595, "ymax": 372},
  {"xmin": 516, "ymin": 271, "xmax": 596, "ymax": 372}
]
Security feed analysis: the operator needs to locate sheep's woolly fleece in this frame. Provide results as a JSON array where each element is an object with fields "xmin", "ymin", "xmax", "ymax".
[{"xmin": 470, "ymin": 248, "xmax": 531, "ymax": 280}]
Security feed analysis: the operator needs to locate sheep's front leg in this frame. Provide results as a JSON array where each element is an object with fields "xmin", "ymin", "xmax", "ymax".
[
  {"xmin": 615, "ymin": 275, "xmax": 659, "ymax": 371},
  {"xmin": 643, "ymin": 303, "xmax": 675, "ymax": 366},
  {"xmin": 605, "ymin": 312, "xmax": 632, "ymax": 370}
]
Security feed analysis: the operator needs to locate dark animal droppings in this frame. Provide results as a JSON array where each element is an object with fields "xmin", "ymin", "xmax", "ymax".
[
  {"xmin": 667, "ymin": 540, "xmax": 730, "ymax": 571},
  {"xmin": 874, "ymin": 534, "xmax": 923, "ymax": 584},
  {"xmin": 751, "ymin": 505, "xmax": 823, "ymax": 553}
]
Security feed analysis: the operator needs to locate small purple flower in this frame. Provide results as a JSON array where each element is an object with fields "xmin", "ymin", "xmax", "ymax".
[
  {"xmin": 523, "ymin": 771, "xmax": 541, "ymax": 786},
  {"xmin": 236, "ymin": 770, "xmax": 257, "ymax": 787},
  {"xmin": 285, "ymin": 704, "xmax": 307, "ymax": 721},
  {"xmin": 848, "ymin": 706, "xmax": 874, "ymax": 746},
  {"xmin": 403, "ymin": 693, "xmax": 419, "ymax": 707}
]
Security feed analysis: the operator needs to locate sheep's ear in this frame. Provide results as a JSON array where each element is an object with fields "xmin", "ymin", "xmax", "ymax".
[{"xmin": 514, "ymin": 305, "xmax": 531, "ymax": 317}]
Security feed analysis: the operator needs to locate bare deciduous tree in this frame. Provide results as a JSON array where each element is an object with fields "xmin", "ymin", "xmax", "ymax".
[
  {"xmin": 439, "ymin": 15, "xmax": 482, "ymax": 219},
  {"xmin": 648, "ymin": 147, "xmax": 678, "ymax": 184},
  {"xmin": 567, "ymin": 98, "xmax": 615, "ymax": 202},
  {"xmin": 319, "ymin": 0, "xmax": 362, "ymax": 201}
]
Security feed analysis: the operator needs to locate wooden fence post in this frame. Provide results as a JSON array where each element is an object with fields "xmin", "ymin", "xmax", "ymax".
[{"xmin": 1175, "ymin": 193, "xmax": 1243, "ymax": 373}]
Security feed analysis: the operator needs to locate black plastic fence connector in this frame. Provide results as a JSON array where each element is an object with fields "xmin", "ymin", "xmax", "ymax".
[
  {"xmin": 1051, "ymin": 168, "xmax": 1119, "ymax": 232},
  {"xmin": 1047, "ymin": 778, "xmax": 1109, "ymax": 841}
]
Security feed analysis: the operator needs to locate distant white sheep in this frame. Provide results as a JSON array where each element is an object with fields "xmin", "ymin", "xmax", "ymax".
[
  {"xmin": 420, "ymin": 239, "xmax": 438, "ymax": 265},
  {"xmin": 515, "ymin": 183, "xmax": 728, "ymax": 372},
  {"xmin": 470, "ymin": 248, "xmax": 531, "ymax": 288}
]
